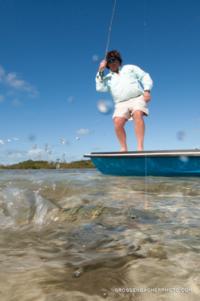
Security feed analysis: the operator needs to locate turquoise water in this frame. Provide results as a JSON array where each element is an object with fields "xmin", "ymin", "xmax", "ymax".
[{"xmin": 0, "ymin": 169, "xmax": 200, "ymax": 300}]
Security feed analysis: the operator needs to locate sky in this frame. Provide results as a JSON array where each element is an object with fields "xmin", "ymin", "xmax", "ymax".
[{"xmin": 0, "ymin": 0, "xmax": 200, "ymax": 164}]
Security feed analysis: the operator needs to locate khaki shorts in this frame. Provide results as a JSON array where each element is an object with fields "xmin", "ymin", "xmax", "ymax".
[{"xmin": 112, "ymin": 95, "xmax": 149, "ymax": 120}]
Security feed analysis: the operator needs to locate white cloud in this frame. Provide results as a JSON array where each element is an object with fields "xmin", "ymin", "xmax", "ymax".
[
  {"xmin": 0, "ymin": 137, "xmax": 20, "ymax": 145},
  {"xmin": 1, "ymin": 145, "xmax": 53, "ymax": 164},
  {"xmin": 6, "ymin": 72, "xmax": 25, "ymax": 88},
  {"xmin": 12, "ymin": 98, "xmax": 22, "ymax": 107},
  {"xmin": 7, "ymin": 150, "xmax": 25, "ymax": 160},
  {"xmin": 27, "ymin": 148, "xmax": 46, "ymax": 159},
  {"xmin": 0, "ymin": 64, "xmax": 38, "ymax": 97},
  {"xmin": 76, "ymin": 128, "xmax": 91, "ymax": 136},
  {"xmin": 27, "ymin": 144, "xmax": 54, "ymax": 160}
]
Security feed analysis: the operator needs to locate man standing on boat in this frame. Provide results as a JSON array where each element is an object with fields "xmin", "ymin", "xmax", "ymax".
[{"xmin": 95, "ymin": 50, "xmax": 153, "ymax": 151}]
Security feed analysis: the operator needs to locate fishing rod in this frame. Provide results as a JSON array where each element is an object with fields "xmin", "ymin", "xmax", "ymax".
[{"xmin": 104, "ymin": 0, "xmax": 117, "ymax": 57}]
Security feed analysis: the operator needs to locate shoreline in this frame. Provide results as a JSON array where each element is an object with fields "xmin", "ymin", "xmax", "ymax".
[{"xmin": 0, "ymin": 159, "xmax": 95, "ymax": 170}]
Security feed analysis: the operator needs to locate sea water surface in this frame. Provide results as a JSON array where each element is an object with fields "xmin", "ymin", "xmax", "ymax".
[{"xmin": 0, "ymin": 169, "xmax": 200, "ymax": 301}]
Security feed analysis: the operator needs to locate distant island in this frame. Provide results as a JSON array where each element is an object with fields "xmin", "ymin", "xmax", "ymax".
[{"xmin": 0, "ymin": 159, "xmax": 95, "ymax": 169}]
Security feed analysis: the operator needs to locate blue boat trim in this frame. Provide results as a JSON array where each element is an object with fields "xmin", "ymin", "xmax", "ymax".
[{"xmin": 84, "ymin": 149, "xmax": 200, "ymax": 176}]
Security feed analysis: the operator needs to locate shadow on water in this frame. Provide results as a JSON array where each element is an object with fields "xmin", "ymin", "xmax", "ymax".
[{"xmin": 0, "ymin": 169, "xmax": 200, "ymax": 300}]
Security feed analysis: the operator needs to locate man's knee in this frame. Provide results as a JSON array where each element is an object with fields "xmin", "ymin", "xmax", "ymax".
[
  {"xmin": 133, "ymin": 110, "xmax": 144, "ymax": 121},
  {"xmin": 113, "ymin": 117, "xmax": 126, "ymax": 130}
]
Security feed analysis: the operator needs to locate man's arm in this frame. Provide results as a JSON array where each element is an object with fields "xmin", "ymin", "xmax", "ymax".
[
  {"xmin": 133, "ymin": 65, "xmax": 153, "ymax": 102},
  {"xmin": 95, "ymin": 60, "xmax": 109, "ymax": 92}
]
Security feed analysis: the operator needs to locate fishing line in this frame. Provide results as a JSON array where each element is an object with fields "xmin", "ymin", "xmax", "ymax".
[
  {"xmin": 143, "ymin": 0, "xmax": 147, "ymax": 56},
  {"xmin": 144, "ymin": 155, "xmax": 149, "ymax": 210},
  {"xmin": 143, "ymin": 0, "xmax": 149, "ymax": 207},
  {"xmin": 104, "ymin": 0, "xmax": 117, "ymax": 57}
]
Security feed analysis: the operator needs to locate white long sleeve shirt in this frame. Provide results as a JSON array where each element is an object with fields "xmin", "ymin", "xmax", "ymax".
[{"xmin": 95, "ymin": 64, "xmax": 153, "ymax": 104}]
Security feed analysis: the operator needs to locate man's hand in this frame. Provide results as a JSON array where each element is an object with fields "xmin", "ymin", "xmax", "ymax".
[
  {"xmin": 143, "ymin": 90, "xmax": 151, "ymax": 102},
  {"xmin": 98, "ymin": 60, "xmax": 107, "ymax": 72}
]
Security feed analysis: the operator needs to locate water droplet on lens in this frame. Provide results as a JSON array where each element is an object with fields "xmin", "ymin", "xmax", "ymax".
[
  {"xmin": 60, "ymin": 138, "xmax": 66, "ymax": 145},
  {"xmin": 101, "ymin": 288, "xmax": 109, "ymax": 298},
  {"xmin": 92, "ymin": 54, "xmax": 99, "ymax": 62},
  {"xmin": 67, "ymin": 96, "xmax": 74, "ymax": 103},
  {"xmin": 97, "ymin": 99, "xmax": 113, "ymax": 115},
  {"xmin": 176, "ymin": 130, "xmax": 186, "ymax": 141},
  {"xmin": 179, "ymin": 155, "xmax": 189, "ymax": 163},
  {"xmin": 73, "ymin": 270, "xmax": 82, "ymax": 278},
  {"xmin": 28, "ymin": 134, "xmax": 36, "ymax": 142}
]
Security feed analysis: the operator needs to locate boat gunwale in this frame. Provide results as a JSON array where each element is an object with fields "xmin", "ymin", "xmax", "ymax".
[{"xmin": 84, "ymin": 149, "xmax": 200, "ymax": 158}]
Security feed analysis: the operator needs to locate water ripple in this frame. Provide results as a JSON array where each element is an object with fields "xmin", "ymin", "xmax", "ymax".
[{"xmin": 0, "ymin": 169, "xmax": 199, "ymax": 300}]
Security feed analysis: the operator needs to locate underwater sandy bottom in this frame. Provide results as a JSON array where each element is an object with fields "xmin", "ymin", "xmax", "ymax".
[{"xmin": 0, "ymin": 169, "xmax": 200, "ymax": 300}]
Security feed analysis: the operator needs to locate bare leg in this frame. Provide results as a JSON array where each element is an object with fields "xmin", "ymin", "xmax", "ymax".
[
  {"xmin": 113, "ymin": 117, "xmax": 128, "ymax": 151},
  {"xmin": 132, "ymin": 111, "xmax": 145, "ymax": 151}
]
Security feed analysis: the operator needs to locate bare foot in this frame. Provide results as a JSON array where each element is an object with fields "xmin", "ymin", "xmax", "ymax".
[{"xmin": 120, "ymin": 147, "xmax": 128, "ymax": 152}]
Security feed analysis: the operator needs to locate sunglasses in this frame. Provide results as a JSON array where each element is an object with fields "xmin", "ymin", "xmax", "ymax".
[{"xmin": 107, "ymin": 57, "xmax": 118, "ymax": 64}]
